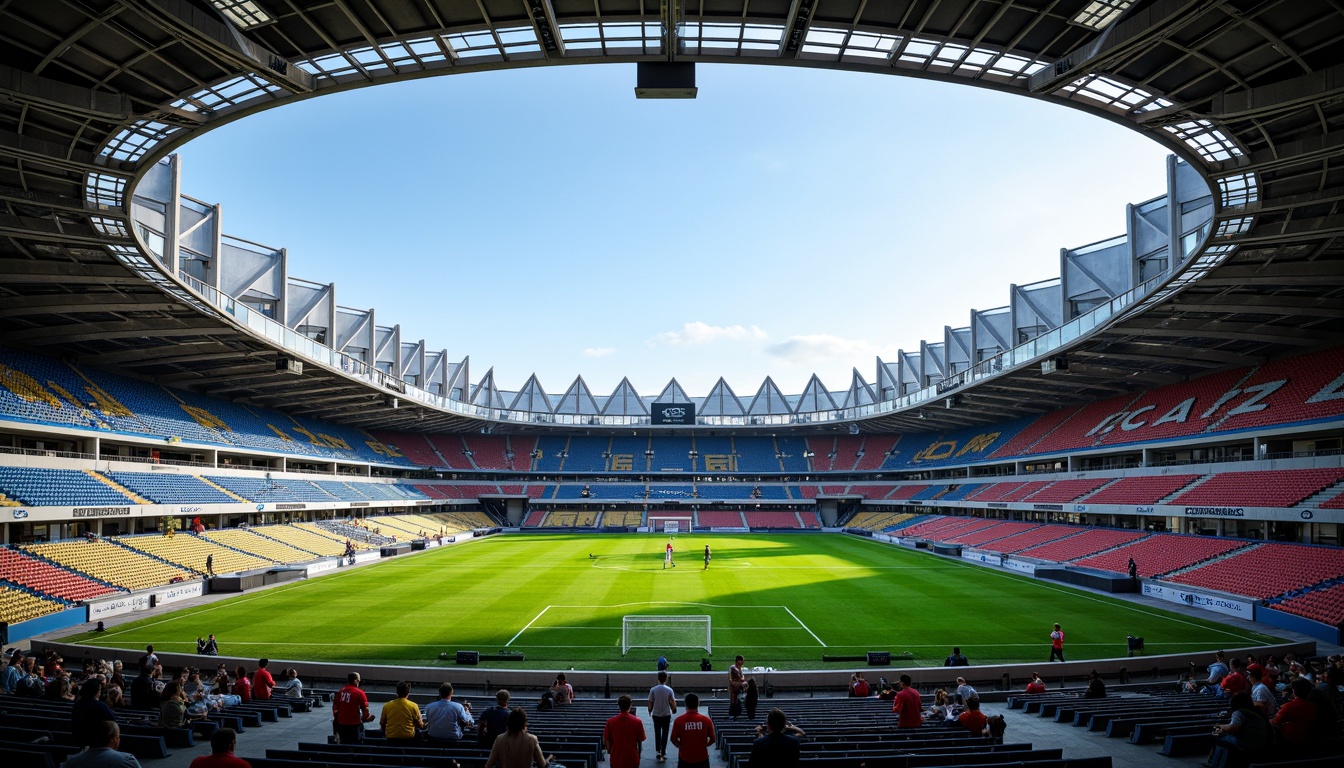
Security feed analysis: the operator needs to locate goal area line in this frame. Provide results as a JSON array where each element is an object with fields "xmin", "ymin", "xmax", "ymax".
[{"xmin": 506, "ymin": 603, "xmax": 827, "ymax": 649}]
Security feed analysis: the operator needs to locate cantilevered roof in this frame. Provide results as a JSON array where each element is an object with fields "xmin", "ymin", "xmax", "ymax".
[{"xmin": 0, "ymin": 1, "xmax": 1341, "ymax": 434}]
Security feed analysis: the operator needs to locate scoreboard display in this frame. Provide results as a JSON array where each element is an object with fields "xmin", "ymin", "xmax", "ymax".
[{"xmin": 652, "ymin": 403, "xmax": 695, "ymax": 425}]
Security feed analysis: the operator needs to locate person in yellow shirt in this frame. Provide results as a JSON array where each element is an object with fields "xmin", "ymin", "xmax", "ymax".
[{"xmin": 380, "ymin": 681, "xmax": 425, "ymax": 744}]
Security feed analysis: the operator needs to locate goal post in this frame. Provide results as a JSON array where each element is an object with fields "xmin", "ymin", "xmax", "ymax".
[
  {"xmin": 622, "ymin": 615, "xmax": 711, "ymax": 656},
  {"xmin": 648, "ymin": 515, "xmax": 692, "ymax": 533}
]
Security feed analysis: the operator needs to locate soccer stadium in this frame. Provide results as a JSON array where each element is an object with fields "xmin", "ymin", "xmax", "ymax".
[{"xmin": 2, "ymin": 1, "xmax": 1344, "ymax": 767}]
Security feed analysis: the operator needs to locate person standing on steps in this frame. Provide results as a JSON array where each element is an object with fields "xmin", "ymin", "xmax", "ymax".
[{"xmin": 647, "ymin": 670, "xmax": 677, "ymax": 762}]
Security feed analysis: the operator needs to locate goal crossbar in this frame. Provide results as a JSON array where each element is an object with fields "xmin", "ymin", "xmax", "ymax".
[{"xmin": 622, "ymin": 614, "xmax": 711, "ymax": 655}]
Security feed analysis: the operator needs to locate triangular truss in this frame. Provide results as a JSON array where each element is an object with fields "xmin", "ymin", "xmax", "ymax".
[
  {"xmin": 654, "ymin": 378, "xmax": 693, "ymax": 404},
  {"xmin": 700, "ymin": 378, "xmax": 745, "ymax": 417},
  {"xmin": 554, "ymin": 376, "xmax": 602, "ymax": 415},
  {"xmin": 747, "ymin": 376, "xmax": 792, "ymax": 416},
  {"xmin": 509, "ymin": 374, "xmax": 551, "ymax": 413},
  {"xmin": 470, "ymin": 368, "xmax": 507, "ymax": 410},
  {"xmin": 843, "ymin": 368, "xmax": 877, "ymax": 409},
  {"xmin": 602, "ymin": 377, "xmax": 648, "ymax": 416},
  {"xmin": 795, "ymin": 374, "xmax": 837, "ymax": 413}
]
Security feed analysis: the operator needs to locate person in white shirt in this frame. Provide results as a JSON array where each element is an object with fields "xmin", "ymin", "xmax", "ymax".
[
  {"xmin": 1248, "ymin": 667, "xmax": 1278, "ymax": 718},
  {"xmin": 647, "ymin": 671, "xmax": 677, "ymax": 762}
]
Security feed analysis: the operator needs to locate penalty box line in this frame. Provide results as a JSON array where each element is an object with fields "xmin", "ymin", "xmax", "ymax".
[
  {"xmin": 506, "ymin": 605, "xmax": 552, "ymax": 647},
  {"xmin": 506, "ymin": 603, "xmax": 826, "ymax": 648}
]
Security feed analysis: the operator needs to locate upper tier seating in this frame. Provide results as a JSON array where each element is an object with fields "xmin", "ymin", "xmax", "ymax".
[
  {"xmin": 0, "ymin": 584, "xmax": 66, "ymax": 624},
  {"xmin": 732, "ymin": 437, "xmax": 783, "ymax": 472},
  {"xmin": 988, "ymin": 405, "xmax": 1085, "ymax": 459},
  {"xmin": 1169, "ymin": 468, "xmax": 1344, "ymax": 507},
  {"xmin": 108, "ymin": 472, "xmax": 238, "ymax": 505},
  {"xmin": 0, "ymin": 348, "xmax": 413, "ymax": 466},
  {"xmin": 1168, "ymin": 542, "xmax": 1344, "ymax": 598},
  {"xmin": 424, "ymin": 434, "xmax": 473, "ymax": 469},
  {"xmin": 744, "ymin": 511, "xmax": 802, "ymax": 528},
  {"xmin": 121, "ymin": 532, "xmax": 269, "ymax": 574},
  {"xmin": 1271, "ymin": 582, "xmax": 1344, "ymax": 626},
  {"xmin": 1071, "ymin": 533, "xmax": 1247, "ymax": 577},
  {"xmin": 977, "ymin": 525, "xmax": 1082, "ymax": 554},
  {"xmin": 0, "ymin": 548, "xmax": 119, "ymax": 602},
  {"xmin": 22, "ymin": 539, "xmax": 194, "ymax": 591},
  {"xmin": 0, "ymin": 467, "xmax": 134, "ymax": 507},
  {"xmin": 910, "ymin": 484, "xmax": 950, "ymax": 501},
  {"xmin": 207, "ymin": 529, "xmax": 316, "ymax": 563},
  {"xmin": 370, "ymin": 431, "xmax": 444, "ymax": 469},
  {"xmin": 253, "ymin": 524, "xmax": 349, "ymax": 557},
  {"xmin": 856, "ymin": 435, "xmax": 899, "ymax": 471},
  {"xmin": 1017, "ymin": 528, "xmax": 1146, "ymax": 562},
  {"xmin": 697, "ymin": 511, "xmax": 746, "ymax": 527},
  {"xmin": 1078, "ymin": 474, "xmax": 1200, "ymax": 505},
  {"xmin": 1214, "ymin": 345, "xmax": 1344, "ymax": 433},
  {"xmin": 464, "ymin": 435, "xmax": 517, "ymax": 470},
  {"xmin": 827, "ymin": 435, "xmax": 865, "ymax": 471},
  {"xmin": 774, "ymin": 436, "xmax": 810, "ymax": 472}
]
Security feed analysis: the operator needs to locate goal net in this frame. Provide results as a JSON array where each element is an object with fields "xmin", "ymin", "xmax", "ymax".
[
  {"xmin": 649, "ymin": 516, "xmax": 691, "ymax": 533},
  {"xmin": 622, "ymin": 615, "xmax": 711, "ymax": 655}
]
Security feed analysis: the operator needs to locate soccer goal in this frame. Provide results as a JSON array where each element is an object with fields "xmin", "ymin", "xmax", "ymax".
[
  {"xmin": 622, "ymin": 615, "xmax": 711, "ymax": 655},
  {"xmin": 649, "ymin": 515, "xmax": 692, "ymax": 533}
]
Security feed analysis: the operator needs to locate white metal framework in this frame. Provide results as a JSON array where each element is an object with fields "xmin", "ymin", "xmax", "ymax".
[{"xmin": 622, "ymin": 615, "xmax": 711, "ymax": 656}]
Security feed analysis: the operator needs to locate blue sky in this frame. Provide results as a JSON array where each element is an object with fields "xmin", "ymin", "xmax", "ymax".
[{"xmin": 175, "ymin": 62, "xmax": 1172, "ymax": 400}]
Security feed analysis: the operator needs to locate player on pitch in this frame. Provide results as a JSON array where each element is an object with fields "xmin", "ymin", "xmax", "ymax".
[{"xmin": 664, "ymin": 540, "xmax": 676, "ymax": 569}]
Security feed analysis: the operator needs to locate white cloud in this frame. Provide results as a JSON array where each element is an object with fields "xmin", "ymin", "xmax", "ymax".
[
  {"xmin": 581, "ymin": 347, "xmax": 616, "ymax": 358},
  {"xmin": 647, "ymin": 321, "xmax": 767, "ymax": 347},
  {"xmin": 765, "ymin": 334, "xmax": 888, "ymax": 364}
]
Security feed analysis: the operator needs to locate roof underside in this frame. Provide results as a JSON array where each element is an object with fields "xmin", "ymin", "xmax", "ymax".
[{"xmin": 0, "ymin": 0, "xmax": 1341, "ymax": 434}]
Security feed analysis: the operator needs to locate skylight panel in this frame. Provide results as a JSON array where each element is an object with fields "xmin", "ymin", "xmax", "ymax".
[
  {"xmin": 1072, "ymin": 1, "xmax": 1132, "ymax": 31},
  {"xmin": 210, "ymin": 0, "xmax": 272, "ymax": 29}
]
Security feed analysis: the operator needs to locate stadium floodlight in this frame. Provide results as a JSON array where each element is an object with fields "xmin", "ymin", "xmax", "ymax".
[{"xmin": 622, "ymin": 615, "xmax": 711, "ymax": 656}]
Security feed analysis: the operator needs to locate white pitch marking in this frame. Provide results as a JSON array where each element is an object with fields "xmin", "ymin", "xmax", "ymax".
[
  {"xmin": 783, "ymin": 606, "xmax": 826, "ymax": 648},
  {"xmin": 506, "ymin": 605, "xmax": 551, "ymax": 647}
]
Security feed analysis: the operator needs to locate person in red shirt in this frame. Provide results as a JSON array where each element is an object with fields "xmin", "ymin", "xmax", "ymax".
[
  {"xmin": 188, "ymin": 728, "xmax": 251, "ymax": 768},
  {"xmin": 332, "ymin": 672, "xmax": 375, "ymax": 744},
  {"xmin": 1049, "ymin": 624, "xmax": 1065, "ymax": 662},
  {"xmin": 602, "ymin": 695, "xmax": 646, "ymax": 768},
  {"xmin": 957, "ymin": 697, "xmax": 989, "ymax": 736},
  {"xmin": 1220, "ymin": 658, "xmax": 1248, "ymax": 698},
  {"xmin": 1025, "ymin": 672, "xmax": 1046, "ymax": 694},
  {"xmin": 892, "ymin": 674, "xmax": 923, "ymax": 728},
  {"xmin": 1271, "ymin": 678, "xmax": 1318, "ymax": 745},
  {"xmin": 670, "ymin": 692, "xmax": 715, "ymax": 768},
  {"xmin": 231, "ymin": 667, "xmax": 251, "ymax": 704},
  {"xmin": 252, "ymin": 659, "xmax": 274, "ymax": 701}
]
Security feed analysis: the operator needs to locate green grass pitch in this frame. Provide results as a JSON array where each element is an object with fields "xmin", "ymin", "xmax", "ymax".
[{"xmin": 62, "ymin": 534, "xmax": 1283, "ymax": 669}]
